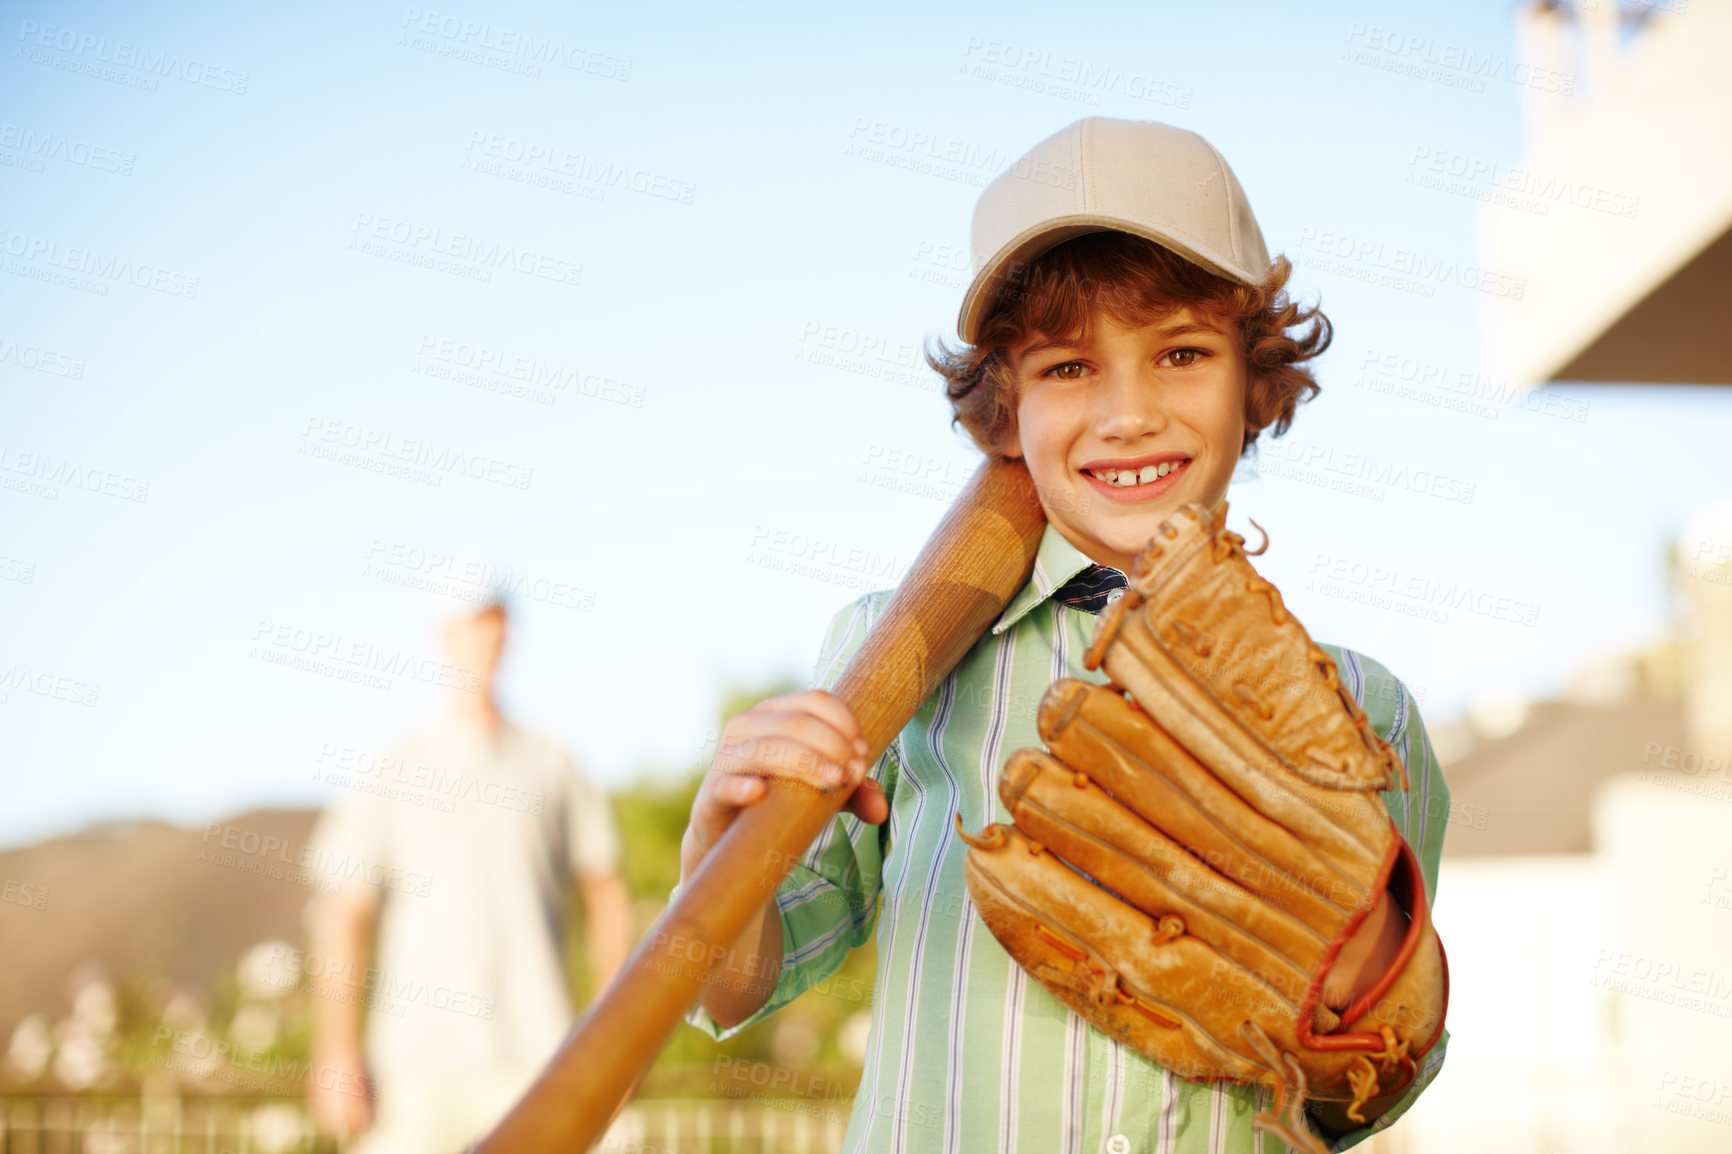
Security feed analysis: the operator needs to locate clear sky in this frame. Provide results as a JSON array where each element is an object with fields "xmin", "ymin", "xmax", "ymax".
[{"xmin": 4, "ymin": 1, "xmax": 1728, "ymax": 849}]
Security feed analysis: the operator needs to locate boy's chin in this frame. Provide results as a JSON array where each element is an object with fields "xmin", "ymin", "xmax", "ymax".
[
  {"xmin": 1047, "ymin": 494, "xmax": 1220, "ymax": 568},
  {"xmin": 1056, "ymin": 520, "xmax": 1176, "ymax": 571},
  {"xmin": 1098, "ymin": 500, "xmax": 1222, "ymax": 563}
]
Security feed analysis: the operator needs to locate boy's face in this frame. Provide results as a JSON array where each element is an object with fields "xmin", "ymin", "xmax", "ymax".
[{"xmin": 1000, "ymin": 306, "xmax": 1249, "ymax": 573}]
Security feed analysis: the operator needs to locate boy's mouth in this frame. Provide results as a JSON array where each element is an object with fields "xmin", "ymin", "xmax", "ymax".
[{"xmin": 1079, "ymin": 455, "xmax": 1191, "ymax": 500}]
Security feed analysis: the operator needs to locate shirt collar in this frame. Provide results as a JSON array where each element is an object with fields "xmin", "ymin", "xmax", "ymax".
[{"xmin": 991, "ymin": 522, "xmax": 1102, "ymax": 636}]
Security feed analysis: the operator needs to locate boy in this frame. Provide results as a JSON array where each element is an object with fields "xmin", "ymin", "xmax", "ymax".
[{"xmin": 678, "ymin": 118, "xmax": 1449, "ymax": 1153}]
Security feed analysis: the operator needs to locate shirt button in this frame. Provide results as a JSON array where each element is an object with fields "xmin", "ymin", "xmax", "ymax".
[{"xmin": 1106, "ymin": 1135, "xmax": 1131, "ymax": 1154}]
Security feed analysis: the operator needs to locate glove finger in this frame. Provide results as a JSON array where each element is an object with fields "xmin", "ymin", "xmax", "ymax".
[
  {"xmin": 1113, "ymin": 504, "xmax": 1403, "ymax": 796},
  {"xmin": 998, "ymin": 748, "xmax": 1321, "ymax": 1001},
  {"xmin": 960, "ymin": 822, "xmax": 1288, "ymax": 1087},
  {"xmin": 1095, "ymin": 615, "xmax": 1391, "ymax": 874},
  {"xmin": 1039, "ymin": 680, "xmax": 1370, "ymax": 926}
]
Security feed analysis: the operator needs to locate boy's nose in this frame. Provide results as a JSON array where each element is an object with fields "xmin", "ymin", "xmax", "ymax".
[{"xmin": 1092, "ymin": 372, "xmax": 1169, "ymax": 441}]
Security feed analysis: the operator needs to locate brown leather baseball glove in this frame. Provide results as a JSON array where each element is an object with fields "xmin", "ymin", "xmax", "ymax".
[{"xmin": 958, "ymin": 502, "xmax": 1447, "ymax": 1153}]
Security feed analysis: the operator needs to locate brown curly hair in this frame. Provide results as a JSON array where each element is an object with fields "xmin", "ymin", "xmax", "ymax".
[{"xmin": 927, "ymin": 232, "xmax": 1331, "ymax": 457}]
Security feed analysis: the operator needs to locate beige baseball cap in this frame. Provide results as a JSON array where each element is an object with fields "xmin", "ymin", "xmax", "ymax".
[{"xmin": 958, "ymin": 117, "xmax": 1273, "ymax": 343}]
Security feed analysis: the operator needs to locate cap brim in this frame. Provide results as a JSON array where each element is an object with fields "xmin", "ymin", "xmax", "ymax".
[{"xmin": 956, "ymin": 216, "xmax": 1263, "ymax": 344}]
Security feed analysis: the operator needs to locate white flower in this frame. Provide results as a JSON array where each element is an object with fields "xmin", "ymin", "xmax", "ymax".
[
  {"xmin": 228, "ymin": 1003, "xmax": 280, "ymax": 1054},
  {"xmin": 160, "ymin": 990, "xmax": 206, "ymax": 1035},
  {"xmin": 71, "ymin": 980, "xmax": 117, "ymax": 1038},
  {"xmin": 51, "ymin": 1021, "xmax": 108, "ymax": 1090},
  {"xmin": 237, "ymin": 939, "xmax": 300, "ymax": 1001},
  {"xmin": 4, "ymin": 1015, "xmax": 52, "ymax": 1081},
  {"xmin": 249, "ymin": 1103, "xmax": 307, "ymax": 1154},
  {"xmin": 769, "ymin": 1017, "xmax": 820, "ymax": 1068},
  {"xmin": 839, "ymin": 1010, "xmax": 873, "ymax": 1066}
]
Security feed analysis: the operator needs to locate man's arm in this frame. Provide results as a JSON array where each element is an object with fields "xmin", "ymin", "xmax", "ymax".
[
  {"xmin": 305, "ymin": 887, "xmax": 382, "ymax": 1140},
  {"xmin": 578, "ymin": 870, "xmax": 634, "ymax": 997}
]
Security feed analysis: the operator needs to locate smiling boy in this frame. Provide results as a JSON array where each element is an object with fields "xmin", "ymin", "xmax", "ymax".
[{"xmin": 678, "ymin": 118, "xmax": 1449, "ymax": 1153}]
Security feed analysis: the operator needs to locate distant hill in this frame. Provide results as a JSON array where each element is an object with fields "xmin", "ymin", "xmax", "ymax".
[{"xmin": 0, "ymin": 809, "xmax": 321, "ymax": 1040}]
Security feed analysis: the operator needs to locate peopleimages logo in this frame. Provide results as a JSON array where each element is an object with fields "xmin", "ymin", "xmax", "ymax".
[
  {"xmin": 1342, "ymin": 22, "xmax": 1574, "ymax": 95},
  {"xmin": 0, "ymin": 446, "xmax": 148, "ymax": 503},
  {"xmin": 462, "ymin": 133, "xmax": 695, "ymax": 204},
  {"xmin": 957, "ymin": 36, "xmax": 1193, "ymax": 109},
  {"xmin": 844, "ymin": 117, "xmax": 1077, "ymax": 191},
  {"xmin": 412, "ymin": 336, "xmax": 645, "ymax": 408},
  {"xmin": 15, "ymin": 19, "xmax": 251, "ymax": 93},
  {"xmin": 0, "ymin": 334, "xmax": 87, "ymax": 379},
  {"xmin": 299, "ymin": 417, "xmax": 535, "ymax": 490},
  {"xmin": 348, "ymin": 213, "xmax": 581, "ymax": 288},
  {"xmin": 398, "ymin": 7, "xmax": 631, "ymax": 81},
  {"xmin": 248, "ymin": 618, "xmax": 484, "ymax": 695},
  {"xmin": 0, "ymin": 228, "xmax": 200, "ymax": 298},
  {"xmin": 1293, "ymin": 227, "xmax": 1524, "ymax": 300},
  {"xmin": 0, "ymin": 124, "xmax": 135, "ymax": 175},
  {"xmin": 1407, "ymin": 145, "xmax": 1640, "ymax": 220}
]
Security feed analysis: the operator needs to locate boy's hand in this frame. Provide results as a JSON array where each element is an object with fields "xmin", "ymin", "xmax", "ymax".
[
  {"xmin": 1320, "ymin": 890, "xmax": 1409, "ymax": 1011},
  {"xmin": 680, "ymin": 690, "xmax": 888, "ymax": 883}
]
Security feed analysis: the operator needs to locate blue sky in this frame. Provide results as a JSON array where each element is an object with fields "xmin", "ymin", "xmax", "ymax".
[{"xmin": 4, "ymin": 1, "xmax": 1728, "ymax": 848}]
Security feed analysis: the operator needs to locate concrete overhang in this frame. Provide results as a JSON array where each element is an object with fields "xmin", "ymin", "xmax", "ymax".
[{"xmin": 1480, "ymin": 1, "xmax": 1732, "ymax": 389}]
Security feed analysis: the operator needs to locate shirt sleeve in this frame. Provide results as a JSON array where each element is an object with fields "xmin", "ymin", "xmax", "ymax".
[
  {"xmin": 560, "ymin": 750, "xmax": 623, "ymax": 881},
  {"xmin": 305, "ymin": 782, "xmax": 393, "ymax": 900},
  {"xmin": 684, "ymin": 591, "xmax": 899, "ymax": 1042},
  {"xmin": 1322, "ymin": 650, "xmax": 1451, "ymax": 1152}
]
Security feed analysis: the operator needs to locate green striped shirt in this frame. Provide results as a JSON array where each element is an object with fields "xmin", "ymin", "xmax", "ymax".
[{"xmin": 689, "ymin": 522, "xmax": 1450, "ymax": 1153}]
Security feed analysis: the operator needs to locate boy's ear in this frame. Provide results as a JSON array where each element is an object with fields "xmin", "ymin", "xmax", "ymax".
[{"xmin": 991, "ymin": 421, "xmax": 1023, "ymax": 461}]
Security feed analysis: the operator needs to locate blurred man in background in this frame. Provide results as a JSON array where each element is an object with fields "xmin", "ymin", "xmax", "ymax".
[{"xmin": 303, "ymin": 596, "xmax": 632, "ymax": 1153}]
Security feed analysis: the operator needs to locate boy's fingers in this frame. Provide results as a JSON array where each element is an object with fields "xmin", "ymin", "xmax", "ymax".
[
  {"xmin": 751, "ymin": 689, "xmax": 868, "ymax": 754},
  {"xmin": 844, "ymin": 778, "xmax": 890, "ymax": 825},
  {"xmin": 717, "ymin": 715, "xmax": 863, "ymax": 784},
  {"xmin": 686, "ymin": 774, "xmax": 766, "ymax": 856},
  {"xmin": 708, "ymin": 746, "xmax": 854, "ymax": 808},
  {"xmin": 719, "ymin": 775, "xmax": 764, "ymax": 804}
]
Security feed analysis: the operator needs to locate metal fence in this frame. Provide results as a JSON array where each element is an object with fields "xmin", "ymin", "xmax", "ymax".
[
  {"xmin": 1, "ymin": 1096, "xmax": 313, "ymax": 1154},
  {"xmin": 0, "ymin": 1096, "xmax": 850, "ymax": 1154}
]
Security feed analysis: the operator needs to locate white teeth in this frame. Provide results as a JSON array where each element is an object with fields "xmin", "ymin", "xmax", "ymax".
[{"xmin": 1091, "ymin": 461, "xmax": 1185, "ymax": 486}]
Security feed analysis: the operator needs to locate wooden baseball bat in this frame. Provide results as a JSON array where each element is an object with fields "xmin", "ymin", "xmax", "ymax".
[{"xmin": 474, "ymin": 456, "xmax": 1045, "ymax": 1153}]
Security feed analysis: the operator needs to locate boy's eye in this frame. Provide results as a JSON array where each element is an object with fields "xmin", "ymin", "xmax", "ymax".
[
  {"xmin": 1166, "ymin": 349, "xmax": 1202, "ymax": 368},
  {"xmin": 1048, "ymin": 361, "xmax": 1086, "ymax": 380}
]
